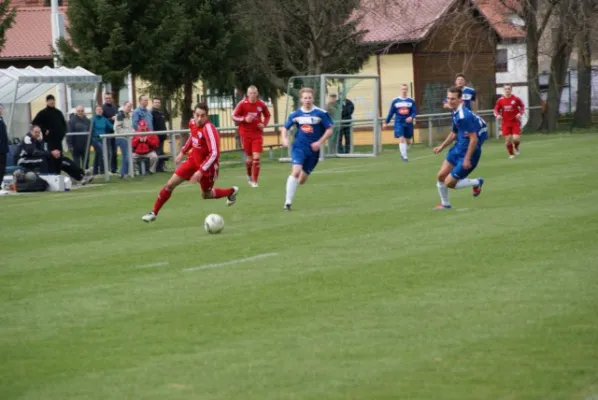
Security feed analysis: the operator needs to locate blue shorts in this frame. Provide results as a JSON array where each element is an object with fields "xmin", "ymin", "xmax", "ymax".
[
  {"xmin": 447, "ymin": 148, "xmax": 482, "ymax": 180},
  {"xmin": 291, "ymin": 145, "xmax": 320, "ymax": 175},
  {"xmin": 394, "ymin": 123, "xmax": 413, "ymax": 139}
]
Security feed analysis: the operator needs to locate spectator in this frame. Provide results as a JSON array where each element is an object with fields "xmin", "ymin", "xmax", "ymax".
[
  {"xmin": 132, "ymin": 119, "xmax": 159, "ymax": 174},
  {"xmin": 91, "ymin": 105, "xmax": 114, "ymax": 174},
  {"xmin": 338, "ymin": 97, "xmax": 355, "ymax": 154},
  {"xmin": 151, "ymin": 97, "xmax": 168, "ymax": 172},
  {"xmin": 0, "ymin": 104, "xmax": 8, "ymax": 188},
  {"xmin": 31, "ymin": 94, "xmax": 67, "ymax": 174},
  {"xmin": 67, "ymin": 105, "xmax": 91, "ymax": 169},
  {"xmin": 132, "ymin": 95, "xmax": 153, "ymax": 131},
  {"xmin": 15, "ymin": 125, "xmax": 93, "ymax": 184},
  {"xmin": 114, "ymin": 101, "xmax": 134, "ymax": 178},
  {"xmin": 102, "ymin": 92, "xmax": 119, "ymax": 173}
]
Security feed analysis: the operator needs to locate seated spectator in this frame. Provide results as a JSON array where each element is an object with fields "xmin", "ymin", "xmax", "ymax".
[
  {"xmin": 15, "ymin": 125, "xmax": 93, "ymax": 184},
  {"xmin": 113, "ymin": 101, "xmax": 134, "ymax": 178},
  {"xmin": 132, "ymin": 120, "xmax": 159, "ymax": 174},
  {"xmin": 91, "ymin": 105, "xmax": 114, "ymax": 175}
]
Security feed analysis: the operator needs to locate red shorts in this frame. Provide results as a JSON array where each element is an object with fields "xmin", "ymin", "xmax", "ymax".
[
  {"xmin": 175, "ymin": 158, "xmax": 219, "ymax": 192},
  {"xmin": 501, "ymin": 121, "xmax": 521, "ymax": 136},
  {"xmin": 242, "ymin": 136, "xmax": 263, "ymax": 155}
]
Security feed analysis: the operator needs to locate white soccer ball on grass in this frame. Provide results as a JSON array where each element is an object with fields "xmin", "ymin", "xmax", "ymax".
[{"xmin": 204, "ymin": 213, "xmax": 225, "ymax": 234}]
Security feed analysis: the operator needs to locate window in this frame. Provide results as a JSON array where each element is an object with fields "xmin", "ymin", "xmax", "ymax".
[{"xmin": 496, "ymin": 49, "xmax": 508, "ymax": 73}]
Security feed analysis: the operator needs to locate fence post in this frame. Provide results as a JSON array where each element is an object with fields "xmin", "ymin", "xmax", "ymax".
[
  {"xmin": 428, "ymin": 117, "xmax": 433, "ymax": 147},
  {"xmin": 102, "ymin": 136, "xmax": 110, "ymax": 182}
]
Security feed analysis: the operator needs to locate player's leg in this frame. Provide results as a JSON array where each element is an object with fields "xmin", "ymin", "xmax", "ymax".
[
  {"xmin": 196, "ymin": 167, "xmax": 239, "ymax": 205},
  {"xmin": 446, "ymin": 150, "xmax": 484, "ymax": 197},
  {"xmin": 59, "ymin": 155, "xmax": 93, "ymax": 184},
  {"xmin": 512, "ymin": 123, "xmax": 521, "ymax": 155},
  {"xmin": 395, "ymin": 126, "xmax": 407, "ymax": 160},
  {"xmin": 250, "ymin": 137, "xmax": 263, "ymax": 187},
  {"xmin": 143, "ymin": 162, "xmax": 192, "ymax": 222},
  {"xmin": 435, "ymin": 159, "xmax": 454, "ymax": 209},
  {"xmin": 400, "ymin": 126, "xmax": 414, "ymax": 161},
  {"xmin": 243, "ymin": 136, "xmax": 253, "ymax": 184},
  {"xmin": 503, "ymin": 128, "xmax": 514, "ymax": 158},
  {"xmin": 284, "ymin": 146, "xmax": 307, "ymax": 210}
]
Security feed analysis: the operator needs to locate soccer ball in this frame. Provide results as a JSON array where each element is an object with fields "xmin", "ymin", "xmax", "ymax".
[{"xmin": 204, "ymin": 213, "xmax": 225, "ymax": 234}]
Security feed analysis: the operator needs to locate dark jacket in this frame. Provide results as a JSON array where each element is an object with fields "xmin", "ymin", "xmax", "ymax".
[
  {"xmin": 0, "ymin": 116, "xmax": 8, "ymax": 154},
  {"xmin": 102, "ymin": 103, "xmax": 118, "ymax": 133},
  {"xmin": 15, "ymin": 132, "xmax": 48, "ymax": 163},
  {"xmin": 67, "ymin": 114, "xmax": 91, "ymax": 152},
  {"xmin": 31, "ymin": 106, "xmax": 67, "ymax": 151},
  {"xmin": 341, "ymin": 99, "xmax": 355, "ymax": 122},
  {"xmin": 151, "ymin": 108, "xmax": 167, "ymax": 138}
]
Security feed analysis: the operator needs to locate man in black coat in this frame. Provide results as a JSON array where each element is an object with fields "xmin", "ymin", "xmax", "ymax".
[
  {"xmin": 151, "ymin": 98, "xmax": 168, "ymax": 172},
  {"xmin": 0, "ymin": 104, "xmax": 8, "ymax": 183},
  {"xmin": 67, "ymin": 105, "xmax": 91, "ymax": 169},
  {"xmin": 32, "ymin": 94, "xmax": 68, "ymax": 173}
]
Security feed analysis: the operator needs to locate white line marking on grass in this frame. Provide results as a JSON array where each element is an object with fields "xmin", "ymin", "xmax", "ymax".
[
  {"xmin": 135, "ymin": 261, "xmax": 169, "ymax": 269},
  {"xmin": 183, "ymin": 252, "xmax": 278, "ymax": 272}
]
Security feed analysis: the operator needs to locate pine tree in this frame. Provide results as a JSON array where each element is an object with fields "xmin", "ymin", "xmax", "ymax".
[{"xmin": 0, "ymin": 0, "xmax": 16, "ymax": 53}]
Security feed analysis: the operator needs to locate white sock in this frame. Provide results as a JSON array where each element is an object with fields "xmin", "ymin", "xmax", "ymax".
[
  {"xmin": 285, "ymin": 175, "xmax": 298, "ymax": 205},
  {"xmin": 455, "ymin": 178, "xmax": 480, "ymax": 189},
  {"xmin": 399, "ymin": 142, "xmax": 408, "ymax": 158},
  {"xmin": 437, "ymin": 181, "xmax": 450, "ymax": 206}
]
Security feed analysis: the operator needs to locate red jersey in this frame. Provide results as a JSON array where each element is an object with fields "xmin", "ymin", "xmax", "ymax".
[
  {"xmin": 232, "ymin": 98, "xmax": 271, "ymax": 138},
  {"xmin": 181, "ymin": 119, "xmax": 220, "ymax": 172},
  {"xmin": 494, "ymin": 95, "xmax": 525, "ymax": 123}
]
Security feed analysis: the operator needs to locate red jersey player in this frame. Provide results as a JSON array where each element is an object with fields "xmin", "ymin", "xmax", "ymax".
[
  {"xmin": 232, "ymin": 85, "xmax": 271, "ymax": 187},
  {"xmin": 141, "ymin": 104, "xmax": 239, "ymax": 223},
  {"xmin": 494, "ymin": 84, "xmax": 525, "ymax": 159}
]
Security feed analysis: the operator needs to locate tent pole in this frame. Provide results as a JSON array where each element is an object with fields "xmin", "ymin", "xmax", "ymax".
[
  {"xmin": 83, "ymin": 83, "xmax": 99, "ymax": 171},
  {"xmin": 7, "ymin": 80, "xmax": 19, "ymax": 137}
]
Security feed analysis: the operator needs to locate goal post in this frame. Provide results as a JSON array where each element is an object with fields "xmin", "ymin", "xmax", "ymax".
[{"xmin": 280, "ymin": 74, "xmax": 382, "ymax": 162}]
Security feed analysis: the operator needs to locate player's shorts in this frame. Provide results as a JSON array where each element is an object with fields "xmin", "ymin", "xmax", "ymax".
[
  {"xmin": 242, "ymin": 136, "xmax": 263, "ymax": 155},
  {"xmin": 291, "ymin": 144, "xmax": 319, "ymax": 175},
  {"xmin": 394, "ymin": 123, "xmax": 414, "ymax": 139},
  {"xmin": 175, "ymin": 158, "xmax": 219, "ymax": 192},
  {"xmin": 447, "ymin": 148, "xmax": 482, "ymax": 180},
  {"xmin": 501, "ymin": 121, "xmax": 521, "ymax": 136}
]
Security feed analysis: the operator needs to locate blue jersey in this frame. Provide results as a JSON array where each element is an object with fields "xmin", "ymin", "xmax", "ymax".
[
  {"xmin": 443, "ymin": 86, "xmax": 477, "ymax": 110},
  {"xmin": 450, "ymin": 105, "xmax": 487, "ymax": 156},
  {"xmin": 284, "ymin": 107, "xmax": 334, "ymax": 147},
  {"xmin": 385, "ymin": 97, "xmax": 417, "ymax": 126}
]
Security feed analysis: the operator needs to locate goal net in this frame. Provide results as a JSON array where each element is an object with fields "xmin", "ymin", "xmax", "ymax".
[{"xmin": 280, "ymin": 74, "xmax": 381, "ymax": 161}]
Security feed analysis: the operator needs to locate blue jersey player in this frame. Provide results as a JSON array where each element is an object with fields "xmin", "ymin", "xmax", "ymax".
[
  {"xmin": 383, "ymin": 83, "xmax": 417, "ymax": 162},
  {"xmin": 433, "ymin": 86, "xmax": 487, "ymax": 210},
  {"xmin": 443, "ymin": 73, "xmax": 477, "ymax": 112},
  {"xmin": 281, "ymin": 88, "xmax": 334, "ymax": 211}
]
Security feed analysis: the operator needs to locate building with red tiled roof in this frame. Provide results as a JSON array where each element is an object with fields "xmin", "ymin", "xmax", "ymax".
[{"xmin": 0, "ymin": 5, "xmax": 68, "ymax": 68}]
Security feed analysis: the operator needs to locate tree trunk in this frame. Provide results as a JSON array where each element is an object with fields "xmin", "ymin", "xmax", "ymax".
[
  {"xmin": 111, "ymin": 82, "xmax": 122, "ymax": 107},
  {"xmin": 181, "ymin": 80, "xmax": 194, "ymax": 130},
  {"xmin": 523, "ymin": 0, "xmax": 543, "ymax": 130},
  {"xmin": 545, "ymin": 0, "xmax": 577, "ymax": 132},
  {"xmin": 573, "ymin": 9, "xmax": 592, "ymax": 128}
]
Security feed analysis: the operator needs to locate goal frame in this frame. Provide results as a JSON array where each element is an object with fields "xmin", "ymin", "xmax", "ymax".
[{"xmin": 280, "ymin": 74, "xmax": 382, "ymax": 162}]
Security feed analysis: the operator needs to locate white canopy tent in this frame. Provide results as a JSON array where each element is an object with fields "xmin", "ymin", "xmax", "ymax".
[{"xmin": 0, "ymin": 66, "xmax": 102, "ymax": 134}]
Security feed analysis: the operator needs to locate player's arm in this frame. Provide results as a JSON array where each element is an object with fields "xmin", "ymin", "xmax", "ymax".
[
  {"xmin": 261, "ymin": 102, "xmax": 271, "ymax": 127},
  {"xmin": 383, "ymin": 101, "xmax": 394, "ymax": 128},
  {"xmin": 200, "ymin": 125, "xmax": 219, "ymax": 172},
  {"xmin": 313, "ymin": 112, "xmax": 334, "ymax": 150},
  {"xmin": 471, "ymin": 90, "xmax": 478, "ymax": 113},
  {"xmin": 281, "ymin": 114, "xmax": 294, "ymax": 147},
  {"xmin": 408, "ymin": 101, "xmax": 417, "ymax": 123},
  {"xmin": 516, "ymin": 97, "xmax": 525, "ymax": 120},
  {"xmin": 232, "ymin": 102, "xmax": 245, "ymax": 124},
  {"xmin": 433, "ymin": 132, "xmax": 456, "ymax": 154},
  {"xmin": 463, "ymin": 132, "xmax": 478, "ymax": 168},
  {"xmin": 493, "ymin": 99, "xmax": 502, "ymax": 119}
]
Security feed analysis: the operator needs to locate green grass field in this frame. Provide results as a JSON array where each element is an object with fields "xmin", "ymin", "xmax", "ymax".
[{"xmin": 1, "ymin": 132, "xmax": 597, "ymax": 399}]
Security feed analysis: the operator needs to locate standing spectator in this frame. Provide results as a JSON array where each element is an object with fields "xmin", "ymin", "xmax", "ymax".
[
  {"xmin": 0, "ymin": 104, "xmax": 8, "ymax": 188},
  {"xmin": 32, "ymin": 94, "xmax": 68, "ymax": 174},
  {"xmin": 151, "ymin": 98, "xmax": 168, "ymax": 172},
  {"xmin": 67, "ymin": 105, "xmax": 91, "ymax": 169},
  {"xmin": 132, "ymin": 95, "xmax": 153, "ymax": 131},
  {"xmin": 338, "ymin": 96, "xmax": 355, "ymax": 154},
  {"xmin": 102, "ymin": 92, "xmax": 119, "ymax": 173},
  {"xmin": 114, "ymin": 101, "xmax": 134, "ymax": 178},
  {"xmin": 91, "ymin": 105, "xmax": 114, "ymax": 174},
  {"xmin": 132, "ymin": 120, "xmax": 159, "ymax": 174}
]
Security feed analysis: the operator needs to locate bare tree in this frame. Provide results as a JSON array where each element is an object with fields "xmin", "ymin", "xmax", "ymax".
[{"xmin": 573, "ymin": 0, "xmax": 597, "ymax": 128}]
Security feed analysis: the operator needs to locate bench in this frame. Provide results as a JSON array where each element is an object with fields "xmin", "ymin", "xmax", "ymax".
[{"xmin": 135, "ymin": 154, "xmax": 171, "ymax": 175}]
